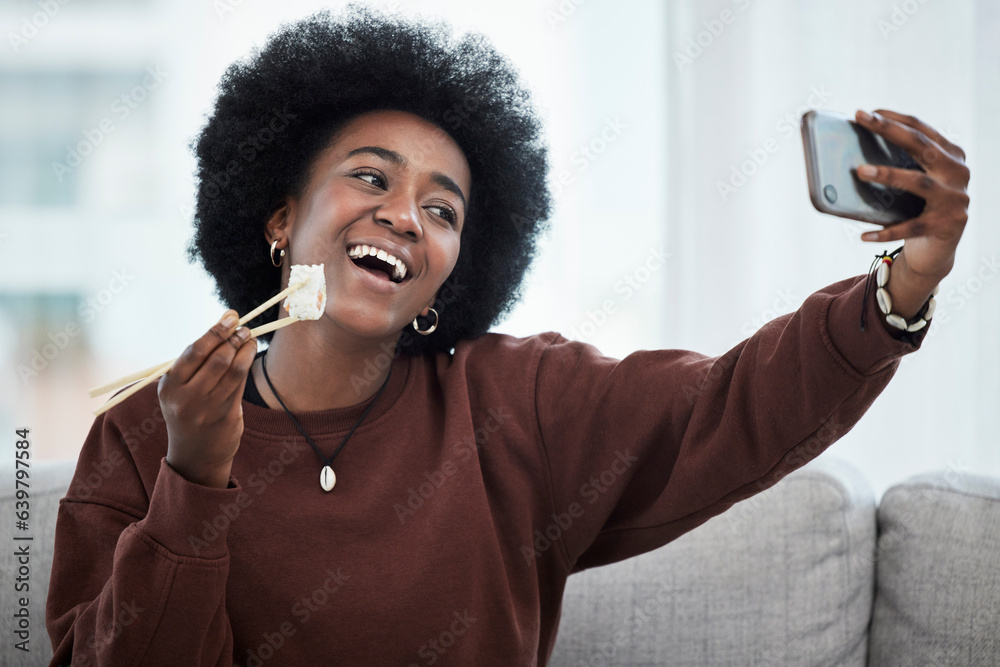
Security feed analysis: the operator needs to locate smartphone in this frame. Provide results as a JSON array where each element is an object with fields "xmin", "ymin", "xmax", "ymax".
[{"xmin": 801, "ymin": 109, "xmax": 925, "ymax": 225}]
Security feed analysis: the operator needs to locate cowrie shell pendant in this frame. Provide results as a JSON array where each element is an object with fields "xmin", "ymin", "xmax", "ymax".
[{"xmin": 320, "ymin": 466, "xmax": 336, "ymax": 492}]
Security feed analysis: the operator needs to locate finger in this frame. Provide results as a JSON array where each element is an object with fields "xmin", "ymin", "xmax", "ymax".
[
  {"xmin": 860, "ymin": 217, "xmax": 931, "ymax": 243},
  {"xmin": 855, "ymin": 110, "xmax": 951, "ymax": 173},
  {"xmin": 185, "ymin": 326, "xmax": 255, "ymax": 408},
  {"xmin": 201, "ymin": 367, "xmax": 250, "ymax": 433},
  {"xmin": 201, "ymin": 333, "xmax": 257, "ymax": 416},
  {"xmin": 855, "ymin": 163, "xmax": 938, "ymax": 199},
  {"xmin": 872, "ymin": 109, "xmax": 966, "ymax": 162},
  {"xmin": 168, "ymin": 310, "xmax": 242, "ymax": 386}
]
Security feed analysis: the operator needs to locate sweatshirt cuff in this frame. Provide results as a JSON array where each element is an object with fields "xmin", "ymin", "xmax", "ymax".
[
  {"xmin": 826, "ymin": 274, "xmax": 929, "ymax": 377},
  {"xmin": 138, "ymin": 458, "xmax": 244, "ymax": 559}
]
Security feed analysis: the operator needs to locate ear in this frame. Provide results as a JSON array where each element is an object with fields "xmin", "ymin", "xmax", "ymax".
[{"xmin": 265, "ymin": 199, "xmax": 295, "ymax": 244}]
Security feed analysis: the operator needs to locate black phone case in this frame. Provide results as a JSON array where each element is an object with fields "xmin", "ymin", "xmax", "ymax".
[{"xmin": 801, "ymin": 109, "xmax": 926, "ymax": 225}]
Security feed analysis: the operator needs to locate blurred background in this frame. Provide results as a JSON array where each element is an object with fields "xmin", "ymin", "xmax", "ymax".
[{"xmin": 0, "ymin": 0, "xmax": 996, "ymax": 498}]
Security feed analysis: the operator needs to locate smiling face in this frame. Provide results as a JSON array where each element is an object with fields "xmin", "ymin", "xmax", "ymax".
[{"xmin": 266, "ymin": 109, "xmax": 471, "ymax": 344}]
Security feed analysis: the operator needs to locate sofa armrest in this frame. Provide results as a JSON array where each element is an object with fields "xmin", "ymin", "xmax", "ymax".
[{"xmin": 869, "ymin": 470, "xmax": 1000, "ymax": 666}]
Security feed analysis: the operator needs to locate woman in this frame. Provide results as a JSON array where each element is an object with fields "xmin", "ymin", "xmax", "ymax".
[{"xmin": 45, "ymin": 4, "xmax": 969, "ymax": 666}]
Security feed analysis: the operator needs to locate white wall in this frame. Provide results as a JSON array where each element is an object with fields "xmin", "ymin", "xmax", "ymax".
[{"xmin": 1, "ymin": 0, "xmax": 995, "ymax": 497}]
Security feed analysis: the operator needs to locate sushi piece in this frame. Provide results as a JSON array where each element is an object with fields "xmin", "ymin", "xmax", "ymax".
[{"xmin": 283, "ymin": 264, "xmax": 327, "ymax": 320}]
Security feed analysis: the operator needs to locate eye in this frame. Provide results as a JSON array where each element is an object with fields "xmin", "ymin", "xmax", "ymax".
[
  {"xmin": 427, "ymin": 204, "xmax": 458, "ymax": 226},
  {"xmin": 353, "ymin": 168, "xmax": 459, "ymax": 227},
  {"xmin": 353, "ymin": 168, "xmax": 386, "ymax": 188}
]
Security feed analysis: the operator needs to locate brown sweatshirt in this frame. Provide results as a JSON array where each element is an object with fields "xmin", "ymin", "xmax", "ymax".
[{"xmin": 46, "ymin": 274, "xmax": 926, "ymax": 666}]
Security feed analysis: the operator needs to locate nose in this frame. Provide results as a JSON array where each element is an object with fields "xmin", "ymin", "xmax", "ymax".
[{"xmin": 374, "ymin": 188, "xmax": 423, "ymax": 241}]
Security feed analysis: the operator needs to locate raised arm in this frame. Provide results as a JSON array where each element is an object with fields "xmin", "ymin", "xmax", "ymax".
[
  {"xmin": 531, "ymin": 273, "xmax": 931, "ymax": 575},
  {"xmin": 529, "ymin": 108, "xmax": 969, "ymax": 575}
]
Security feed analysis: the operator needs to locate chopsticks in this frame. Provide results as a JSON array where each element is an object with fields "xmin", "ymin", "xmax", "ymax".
[
  {"xmin": 91, "ymin": 317, "xmax": 298, "ymax": 417},
  {"xmin": 90, "ymin": 281, "xmax": 305, "ymax": 417}
]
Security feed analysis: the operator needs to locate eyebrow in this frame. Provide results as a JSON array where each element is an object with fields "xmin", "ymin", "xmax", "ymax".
[{"xmin": 345, "ymin": 146, "xmax": 467, "ymax": 211}]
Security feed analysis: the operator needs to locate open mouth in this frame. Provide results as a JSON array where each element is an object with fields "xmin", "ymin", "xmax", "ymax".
[{"xmin": 347, "ymin": 244, "xmax": 412, "ymax": 284}]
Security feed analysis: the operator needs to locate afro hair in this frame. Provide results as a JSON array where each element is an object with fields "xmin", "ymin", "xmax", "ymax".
[{"xmin": 186, "ymin": 2, "xmax": 553, "ymax": 357}]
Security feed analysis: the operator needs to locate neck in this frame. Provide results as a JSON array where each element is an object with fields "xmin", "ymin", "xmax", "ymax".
[{"xmin": 254, "ymin": 316, "xmax": 400, "ymax": 412}]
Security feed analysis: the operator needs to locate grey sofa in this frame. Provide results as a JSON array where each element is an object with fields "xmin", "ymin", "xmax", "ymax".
[
  {"xmin": 549, "ymin": 457, "xmax": 1000, "ymax": 666},
  {"xmin": 2, "ymin": 457, "xmax": 998, "ymax": 666}
]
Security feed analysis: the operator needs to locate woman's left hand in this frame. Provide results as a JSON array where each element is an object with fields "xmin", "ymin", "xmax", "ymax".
[{"xmin": 853, "ymin": 108, "xmax": 970, "ymax": 317}]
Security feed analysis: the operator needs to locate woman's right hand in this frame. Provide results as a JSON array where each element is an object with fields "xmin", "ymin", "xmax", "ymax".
[{"xmin": 159, "ymin": 310, "xmax": 257, "ymax": 488}]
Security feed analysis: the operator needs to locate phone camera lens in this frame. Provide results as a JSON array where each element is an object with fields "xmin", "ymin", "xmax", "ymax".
[{"xmin": 823, "ymin": 184, "xmax": 838, "ymax": 204}]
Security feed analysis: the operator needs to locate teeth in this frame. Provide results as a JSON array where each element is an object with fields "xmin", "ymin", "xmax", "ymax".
[{"xmin": 347, "ymin": 244, "xmax": 408, "ymax": 282}]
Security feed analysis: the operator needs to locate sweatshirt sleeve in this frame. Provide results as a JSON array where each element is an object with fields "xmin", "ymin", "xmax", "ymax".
[
  {"xmin": 533, "ymin": 274, "xmax": 928, "ymax": 574},
  {"xmin": 45, "ymin": 407, "xmax": 241, "ymax": 667}
]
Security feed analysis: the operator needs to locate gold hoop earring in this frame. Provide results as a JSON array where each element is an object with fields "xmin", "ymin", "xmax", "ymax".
[
  {"xmin": 412, "ymin": 308, "xmax": 439, "ymax": 335},
  {"xmin": 270, "ymin": 239, "xmax": 285, "ymax": 267}
]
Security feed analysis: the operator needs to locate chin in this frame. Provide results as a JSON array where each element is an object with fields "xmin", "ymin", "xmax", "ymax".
[{"xmin": 336, "ymin": 314, "xmax": 408, "ymax": 342}]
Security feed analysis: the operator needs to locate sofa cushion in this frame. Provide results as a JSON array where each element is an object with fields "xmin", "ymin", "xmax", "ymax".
[
  {"xmin": 868, "ymin": 470, "xmax": 1000, "ymax": 666},
  {"xmin": 549, "ymin": 456, "xmax": 876, "ymax": 666},
  {"xmin": 0, "ymin": 458, "xmax": 76, "ymax": 666}
]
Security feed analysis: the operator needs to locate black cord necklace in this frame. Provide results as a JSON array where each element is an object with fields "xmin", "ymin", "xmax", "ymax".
[{"xmin": 260, "ymin": 348, "xmax": 392, "ymax": 492}]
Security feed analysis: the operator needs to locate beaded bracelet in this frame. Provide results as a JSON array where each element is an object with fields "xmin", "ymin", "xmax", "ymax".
[{"xmin": 861, "ymin": 246, "xmax": 938, "ymax": 334}]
